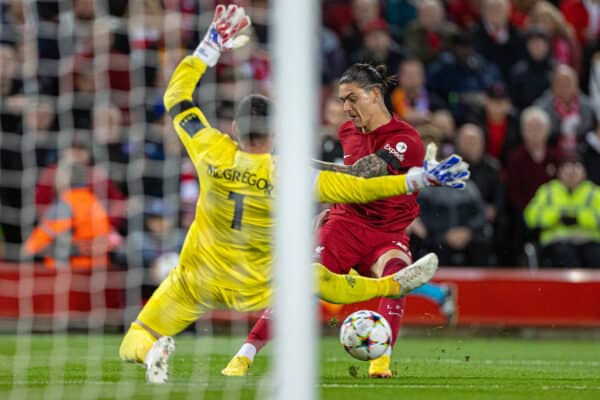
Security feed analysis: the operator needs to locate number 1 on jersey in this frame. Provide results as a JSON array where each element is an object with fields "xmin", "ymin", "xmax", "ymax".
[{"xmin": 228, "ymin": 191, "xmax": 245, "ymax": 230}]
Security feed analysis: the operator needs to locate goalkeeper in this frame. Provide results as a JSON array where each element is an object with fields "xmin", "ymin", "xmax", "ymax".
[{"xmin": 119, "ymin": 4, "xmax": 470, "ymax": 384}]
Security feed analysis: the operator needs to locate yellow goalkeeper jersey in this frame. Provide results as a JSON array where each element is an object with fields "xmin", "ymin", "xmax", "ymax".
[{"xmin": 164, "ymin": 56, "xmax": 411, "ymax": 293}]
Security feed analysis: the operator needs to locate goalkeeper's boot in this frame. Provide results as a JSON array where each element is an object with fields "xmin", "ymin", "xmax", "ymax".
[
  {"xmin": 221, "ymin": 355, "xmax": 252, "ymax": 376},
  {"xmin": 368, "ymin": 354, "xmax": 392, "ymax": 378},
  {"xmin": 145, "ymin": 336, "xmax": 175, "ymax": 384},
  {"xmin": 392, "ymin": 253, "xmax": 438, "ymax": 298}
]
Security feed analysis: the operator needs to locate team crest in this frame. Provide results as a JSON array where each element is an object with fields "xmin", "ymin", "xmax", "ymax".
[{"xmin": 396, "ymin": 142, "xmax": 407, "ymax": 153}]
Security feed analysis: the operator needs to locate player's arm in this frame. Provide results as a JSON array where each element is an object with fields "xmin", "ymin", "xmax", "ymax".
[
  {"xmin": 312, "ymin": 154, "xmax": 389, "ymax": 178},
  {"xmin": 163, "ymin": 5, "xmax": 250, "ymax": 156},
  {"xmin": 315, "ymin": 151, "xmax": 470, "ymax": 203},
  {"xmin": 23, "ymin": 202, "xmax": 73, "ymax": 256},
  {"xmin": 163, "ymin": 55, "xmax": 211, "ymax": 131}
]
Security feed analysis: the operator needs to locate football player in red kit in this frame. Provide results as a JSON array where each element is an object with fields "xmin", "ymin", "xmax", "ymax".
[{"xmin": 222, "ymin": 63, "xmax": 457, "ymax": 378}]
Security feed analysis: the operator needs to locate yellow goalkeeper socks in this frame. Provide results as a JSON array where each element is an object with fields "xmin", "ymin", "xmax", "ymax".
[
  {"xmin": 315, "ymin": 263, "xmax": 400, "ymax": 303},
  {"xmin": 119, "ymin": 322, "xmax": 157, "ymax": 364}
]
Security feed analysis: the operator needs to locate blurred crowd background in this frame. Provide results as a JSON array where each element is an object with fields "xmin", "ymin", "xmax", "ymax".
[{"xmin": 1, "ymin": 0, "xmax": 600, "ymax": 281}]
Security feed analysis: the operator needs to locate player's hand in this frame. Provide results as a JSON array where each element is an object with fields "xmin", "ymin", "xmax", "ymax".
[
  {"xmin": 193, "ymin": 4, "xmax": 251, "ymax": 67},
  {"xmin": 405, "ymin": 143, "xmax": 470, "ymax": 193}
]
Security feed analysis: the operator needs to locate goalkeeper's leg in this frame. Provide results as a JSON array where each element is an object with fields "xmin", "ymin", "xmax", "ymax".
[
  {"xmin": 222, "ymin": 254, "xmax": 439, "ymax": 376},
  {"xmin": 119, "ymin": 268, "xmax": 206, "ymax": 383}
]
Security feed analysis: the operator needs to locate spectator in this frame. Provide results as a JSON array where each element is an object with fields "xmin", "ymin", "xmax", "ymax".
[
  {"xmin": 505, "ymin": 106, "xmax": 558, "ymax": 212},
  {"xmin": 580, "ymin": 125, "xmax": 600, "ymax": 185},
  {"xmin": 456, "ymin": 123, "xmax": 506, "ymax": 264},
  {"xmin": 142, "ymin": 114, "xmax": 183, "ymax": 198},
  {"xmin": 92, "ymin": 103, "xmax": 131, "ymax": 194},
  {"xmin": 403, "ymin": 0, "xmax": 458, "ymax": 65},
  {"xmin": 320, "ymin": 96, "xmax": 346, "ymax": 164},
  {"xmin": 0, "ymin": 42, "xmax": 23, "ymax": 134},
  {"xmin": 505, "ymin": 106, "xmax": 559, "ymax": 264},
  {"xmin": 561, "ymin": 0, "xmax": 600, "ymax": 89},
  {"xmin": 471, "ymin": 0, "xmax": 527, "ymax": 82},
  {"xmin": 384, "ymin": 0, "xmax": 417, "ymax": 32},
  {"xmin": 340, "ymin": 0, "xmax": 382, "ymax": 58},
  {"xmin": 509, "ymin": 27, "xmax": 555, "ymax": 111},
  {"xmin": 321, "ymin": 26, "xmax": 347, "ymax": 86},
  {"xmin": 529, "ymin": 1, "xmax": 580, "ymax": 70},
  {"xmin": 431, "ymin": 109, "xmax": 458, "ymax": 158},
  {"xmin": 350, "ymin": 19, "xmax": 407, "ymax": 75},
  {"xmin": 23, "ymin": 158, "xmax": 123, "ymax": 270},
  {"xmin": 534, "ymin": 64, "xmax": 596, "ymax": 154},
  {"xmin": 35, "ymin": 142, "xmax": 127, "ymax": 231},
  {"xmin": 524, "ymin": 155, "xmax": 600, "ymax": 267},
  {"xmin": 447, "ymin": 0, "xmax": 481, "ymax": 29},
  {"xmin": 427, "ymin": 31, "xmax": 502, "ymax": 123},
  {"xmin": 24, "ymin": 97, "xmax": 58, "ymax": 168},
  {"xmin": 561, "ymin": 0, "xmax": 600, "ymax": 49},
  {"xmin": 466, "ymin": 83, "xmax": 520, "ymax": 165},
  {"xmin": 589, "ymin": 51, "xmax": 600, "ymax": 121},
  {"xmin": 217, "ymin": 33, "xmax": 271, "ymax": 98},
  {"xmin": 0, "ymin": 41, "xmax": 25, "ymax": 255},
  {"xmin": 115, "ymin": 198, "xmax": 184, "ymax": 296},
  {"xmin": 418, "ymin": 181, "xmax": 491, "ymax": 266},
  {"xmin": 391, "ymin": 58, "xmax": 443, "ymax": 126}
]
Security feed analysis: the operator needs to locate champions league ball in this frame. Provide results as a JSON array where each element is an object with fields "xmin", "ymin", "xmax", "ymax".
[{"xmin": 339, "ymin": 310, "xmax": 392, "ymax": 361}]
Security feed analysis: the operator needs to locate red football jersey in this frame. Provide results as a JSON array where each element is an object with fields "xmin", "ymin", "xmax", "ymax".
[{"xmin": 329, "ymin": 117, "xmax": 425, "ymax": 233}]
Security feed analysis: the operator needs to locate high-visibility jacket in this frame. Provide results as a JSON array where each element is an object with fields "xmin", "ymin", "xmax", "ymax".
[
  {"xmin": 524, "ymin": 179, "xmax": 600, "ymax": 246},
  {"xmin": 24, "ymin": 187, "xmax": 114, "ymax": 270}
]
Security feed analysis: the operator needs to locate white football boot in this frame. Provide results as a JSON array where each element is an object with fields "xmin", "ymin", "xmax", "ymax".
[
  {"xmin": 145, "ymin": 336, "xmax": 175, "ymax": 384},
  {"xmin": 392, "ymin": 253, "xmax": 439, "ymax": 298}
]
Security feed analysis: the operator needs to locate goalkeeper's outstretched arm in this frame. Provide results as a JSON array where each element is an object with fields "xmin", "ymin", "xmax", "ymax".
[
  {"xmin": 314, "ymin": 148, "xmax": 470, "ymax": 203},
  {"xmin": 163, "ymin": 56, "xmax": 211, "ymax": 127}
]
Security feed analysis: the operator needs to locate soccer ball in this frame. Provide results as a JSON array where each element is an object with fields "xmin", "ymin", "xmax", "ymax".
[{"xmin": 339, "ymin": 310, "xmax": 392, "ymax": 361}]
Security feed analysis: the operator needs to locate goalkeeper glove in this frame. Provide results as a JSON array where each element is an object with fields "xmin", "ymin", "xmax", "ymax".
[
  {"xmin": 193, "ymin": 4, "xmax": 251, "ymax": 67},
  {"xmin": 405, "ymin": 143, "xmax": 470, "ymax": 193}
]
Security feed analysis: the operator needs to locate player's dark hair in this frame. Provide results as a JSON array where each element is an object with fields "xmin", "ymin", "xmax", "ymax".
[
  {"xmin": 234, "ymin": 94, "xmax": 272, "ymax": 143},
  {"xmin": 338, "ymin": 63, "xmax": 397, "ymax": 95}
]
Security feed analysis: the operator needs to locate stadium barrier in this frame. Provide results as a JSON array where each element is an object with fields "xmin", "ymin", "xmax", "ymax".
[{"xmin": 1, "ymin": 264, "xmax": 600, "ymax": 328}]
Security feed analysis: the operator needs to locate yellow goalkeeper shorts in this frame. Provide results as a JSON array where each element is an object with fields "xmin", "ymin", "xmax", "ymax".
[{"xmin": 136, "ymin": 265, "xmax": 272, "ymax": 337}]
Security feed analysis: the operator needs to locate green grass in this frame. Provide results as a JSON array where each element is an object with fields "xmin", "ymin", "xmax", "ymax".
[{"xmin": 0, "ymin": 334, "xmax": 599, "ymax": 399}]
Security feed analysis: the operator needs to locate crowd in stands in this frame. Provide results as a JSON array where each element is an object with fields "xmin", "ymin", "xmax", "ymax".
[{"xmin": 1, "ymin": 0, "xmax": 599, "ymax": 271}]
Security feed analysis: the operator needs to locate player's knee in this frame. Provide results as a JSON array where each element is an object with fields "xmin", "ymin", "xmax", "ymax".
[
  {"xmin": 119, "ymin": 322, "xmax": 156, "ymax": 363},
  {"xmin": 372, "ymin": 250, "xmax": 411, "ymax": 277}
]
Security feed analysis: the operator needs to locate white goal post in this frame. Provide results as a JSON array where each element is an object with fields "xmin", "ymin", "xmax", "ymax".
[{"xmin": 273, "ymin": 0, "xmax": 319, "ymax": 400}]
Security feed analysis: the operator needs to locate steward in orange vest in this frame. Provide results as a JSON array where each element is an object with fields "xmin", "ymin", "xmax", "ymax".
[{"xmin": 24, "ymin": 162, "xmax": 122, "ymax": 270}]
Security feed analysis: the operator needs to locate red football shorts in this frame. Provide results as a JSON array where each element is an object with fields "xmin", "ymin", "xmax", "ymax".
[{"xmin": 316, "ymin": 215, "xmax": 412, "ymax": 277}]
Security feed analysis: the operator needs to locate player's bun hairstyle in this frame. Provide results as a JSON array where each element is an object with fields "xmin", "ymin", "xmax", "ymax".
[
  {"xmin": 338, "ymin": 63, "xmax": 397, "ymax": 95},
  {"xmin": 234, "ymin": 94, "xmax": 272, "ymax": 142}
]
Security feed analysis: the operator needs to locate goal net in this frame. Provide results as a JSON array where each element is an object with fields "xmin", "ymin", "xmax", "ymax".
[{"xmin": 0, "ymin": 1, "xmax": 316, "ymax": 399}]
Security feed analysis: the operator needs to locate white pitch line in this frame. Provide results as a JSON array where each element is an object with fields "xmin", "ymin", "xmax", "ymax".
[
  {"xmin": 321, "ymin": 383, "xmax": 600, "ymax": 391},
  {"xmin": 9, "ymin": 381, "xmax": 600, "ymax": 391},
  {"xmin": 324, "ymin": 357, "xmax": 600, "ymax": 367}
]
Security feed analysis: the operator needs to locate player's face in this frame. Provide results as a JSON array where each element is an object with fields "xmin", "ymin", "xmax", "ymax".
[{"xmin": 338, "ymin": 83, "xmax": 379, "ymax": 130}]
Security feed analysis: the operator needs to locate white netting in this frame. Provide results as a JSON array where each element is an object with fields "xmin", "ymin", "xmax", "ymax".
[{"xmin": 1, "ymin": 1, "xmax": 276, "ymax": 398}]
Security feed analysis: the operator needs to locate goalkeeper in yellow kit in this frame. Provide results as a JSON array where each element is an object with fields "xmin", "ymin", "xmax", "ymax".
[{"xmin": 119, "ymin": 4, "xmax": 470, "ymax": 384}]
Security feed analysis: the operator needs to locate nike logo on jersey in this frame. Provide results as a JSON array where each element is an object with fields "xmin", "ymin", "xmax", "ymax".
[{"xmin": 343, "ymin": 154, "xmax": 352, "ymax": 159}]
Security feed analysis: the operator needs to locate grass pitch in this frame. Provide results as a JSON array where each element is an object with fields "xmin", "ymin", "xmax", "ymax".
[{"xmin": 0, "ymin": 334, "xmax": 599, "ymax": 399}]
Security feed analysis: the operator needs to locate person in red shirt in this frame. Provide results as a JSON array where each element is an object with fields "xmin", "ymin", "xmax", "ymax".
[
  {"xmin": 505, "ymin": 105, "xmax": 559, "ymax": 264},
  {"xmin": 223, "ymin": 63, "xmax": 457, "ymax": 378}
]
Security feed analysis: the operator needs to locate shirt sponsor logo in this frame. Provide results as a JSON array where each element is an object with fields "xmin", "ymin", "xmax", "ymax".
[
  {"xmin": 384, "ymin": 143, "xmax": 405, "ymax": 163},
  {"xmin": 207, "ymin": 164, "xmax": 274, "ymax": 196}
]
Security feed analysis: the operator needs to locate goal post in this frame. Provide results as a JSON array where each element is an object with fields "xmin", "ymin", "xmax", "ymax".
[{"xmin": 272, "ymin": 0, "xmax": 319, "ymax": 399}]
